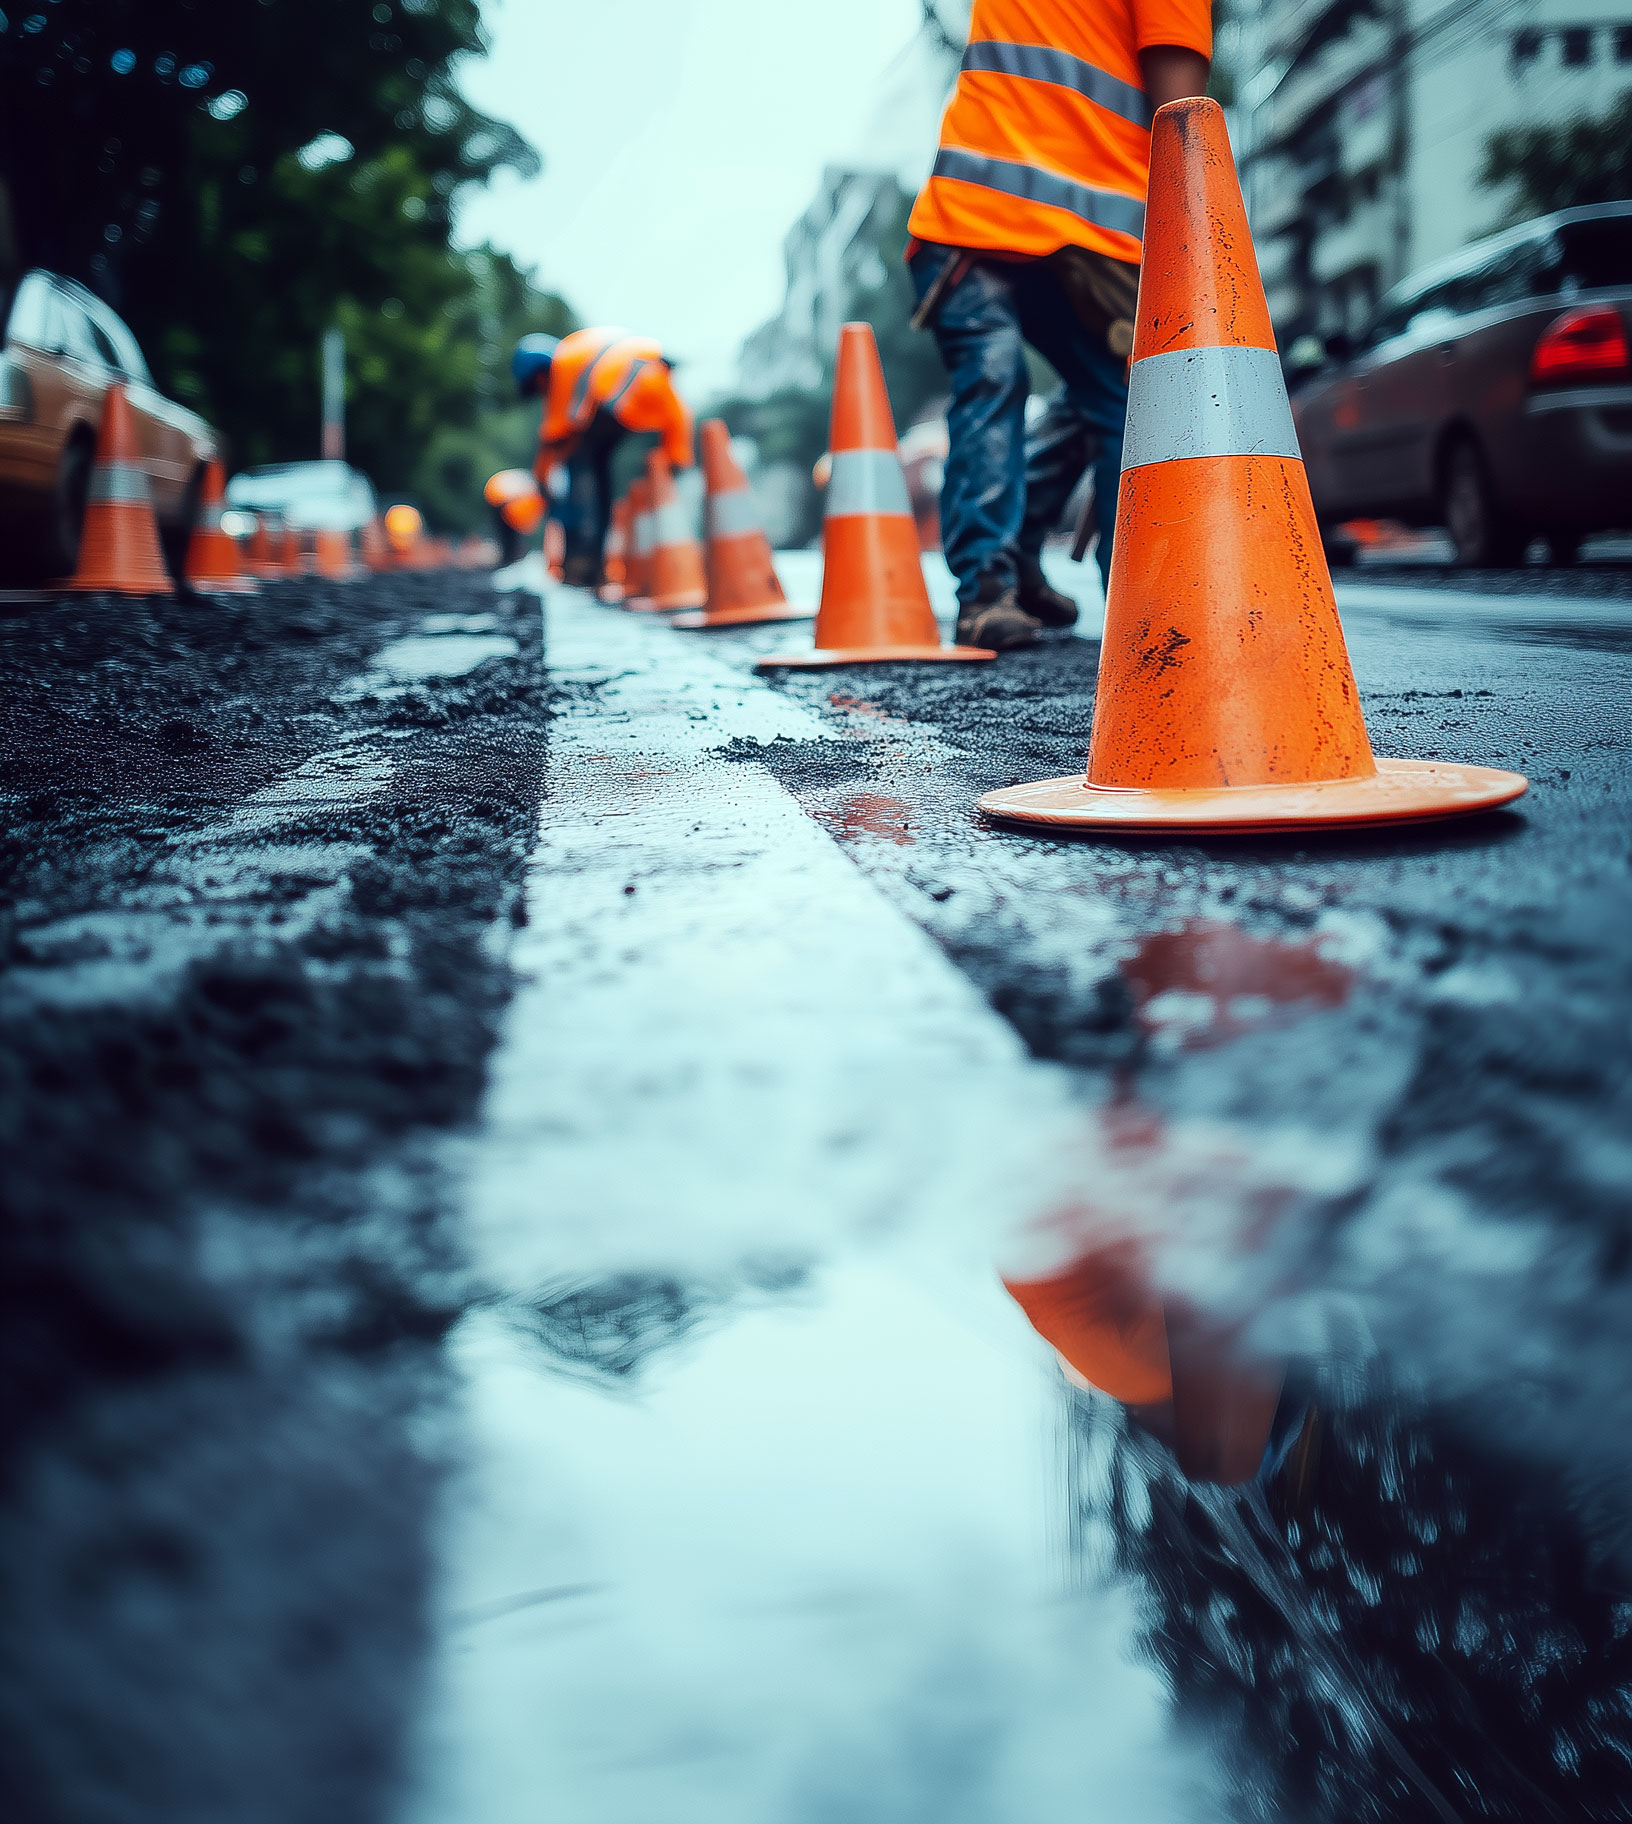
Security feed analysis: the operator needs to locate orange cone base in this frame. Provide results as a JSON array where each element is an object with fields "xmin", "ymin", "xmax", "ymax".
[
  {"xmin": 670, "ymin": 601, "xmax": 813, "ymax": 630},
  {"xmin": 648, "ymin": 588, "xmax": 708, "ymax": 612},
  {"xmin": 597, "ymin": 583, "xmax": 628, "ymax": 604},
  {"xmin": 620, "ymin": 595, "xmax": 670, "ymax": 613},
  {"xmin": 978, "ymin": 756, "xmax": 1528, "ymax": 835},
  {"xmin": 756, "ymin": 643, "xmax": 995, "ymax": 670}
]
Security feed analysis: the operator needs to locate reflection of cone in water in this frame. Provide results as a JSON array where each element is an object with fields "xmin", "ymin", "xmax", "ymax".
[
  {"xmin": 643, "ymin": 452, "xmax": 707, "ymax": 611},
  {"xmin": 757, "ymin": 323, "xmax": 993, "ymax": 669},
  {"xmin": 599, "ymin": 497, "xmax": 630, "ymax": 603},
  {"xmin": 979, "ymin": 98, "xmax": 1528, "ymax": 834},
  {"xmin": 671, "ymin": 419, "xmax": 810, "ymax": 630},
  {"xmin": 62, "ymin": 383, "xmax": 173, "ymax": 594},
  {"xmin": 183, "ymin": 460, "xmax": 256, "ymax": 594}
]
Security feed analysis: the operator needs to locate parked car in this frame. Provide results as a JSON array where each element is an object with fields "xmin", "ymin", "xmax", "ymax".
[
  {"xmin": 0, "ymin": 269, "xmax": 219, "ymax": 582},
  {"xmin": 1291, "ymin": 202, "xmax": 1632, "ymax": 565},
  {"xmin": 226, "ymin": 460, "xmax": 377, "ymax": 534}
]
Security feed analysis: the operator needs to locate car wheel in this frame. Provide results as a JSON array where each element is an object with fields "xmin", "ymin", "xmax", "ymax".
[
  {"xmin": 1440, "ymin": 436, "xmax": 1525, "ymax": 567},
  {"xmin": 1545, "ymin": 530, "xmax": 1582, "ymax": 566},
  {"xmin": 40, "ymin": 428, "xmax": 95, "ymax": 580},
  {"xmin": 1320, "ymin": 524, "xmax": 1358, "ymax": 568},
  {"xmin": 162, "ymin": 461, "xmax": 207, "ymax": 589}
]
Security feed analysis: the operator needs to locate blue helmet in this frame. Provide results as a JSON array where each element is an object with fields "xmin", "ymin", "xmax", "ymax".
[{"xmin": 512, "ymin": 333, "xmax": 560, "ymax": 400}]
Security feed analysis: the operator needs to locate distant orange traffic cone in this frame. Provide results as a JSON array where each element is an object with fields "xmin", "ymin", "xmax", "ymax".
[
  {"xmin": 979, "ymin": 99, "xmax": 1527, "ymax": 833},
  {"xmin": 183, "ymin": 460, "xmax": 255, "ymax": 594},
  {"xmin": 313, "ymin": 526, "xmax": 357, "ymax": 580},
  {"xmin": 544, "ymin": 518, "xmax": 564, "ymax": 582},
  {"xmin": 360, "ymin": 515, "xmax": 391, "ymax": 570},
  {"xmin": 757, "ymin": 323, "xmax": 992, "ymax": 669},
  {"xmin": 62, "ymin": 383, "xmax": 173, "ymax": 594},
  {"xmin": 622, "ymin": 478, "xmax": 662, "ymax": 611},
  {"xmin": 278, "ymin": 523, "xmax": 307, "ymax": 576},
  {"xmin": 599, "ymin": 496, "xmax": 631, "ymax": 603},
  {"xmin": 671, "ymin": 419, "xmax": 811, "ymax": 630},
  {"xmin": 642, "ymin": 452, "xmax": 707, "ymax": 611}
]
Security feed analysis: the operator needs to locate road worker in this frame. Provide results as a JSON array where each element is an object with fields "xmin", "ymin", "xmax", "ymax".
[
  {"xmin": 512, "ymin": 329, "xmax": 695, "ymax": 587},
  {"xmin": 907, "ymin": 0, "xmax": 1211, "ymax": 650}
]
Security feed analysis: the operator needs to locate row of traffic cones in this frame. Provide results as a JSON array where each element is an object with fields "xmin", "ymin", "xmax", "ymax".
[
  {"xmin": 566, "ymin": 97, "xmax": 1526, "ymax": 837},
  {"xmin": 54, "ymin": 380, "xmax": 487, "ymax": 596}
]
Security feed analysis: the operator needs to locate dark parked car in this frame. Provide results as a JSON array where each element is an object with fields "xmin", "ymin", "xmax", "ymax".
[{"xmin": 1292, "ymin": 203, "xmax": 1632, "ymax": 565}]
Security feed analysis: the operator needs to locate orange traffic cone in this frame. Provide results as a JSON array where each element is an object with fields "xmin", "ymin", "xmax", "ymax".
[
  {"xmin": 313, "ymin": 526, "xmax": 357, "ymax": 580},
  {"xmin": 979, "ymin": 99, "xmax": 1527, "ymax": 834},
  {"xmin": 671, "ymin": 419, "xmax": 812, "ymax": 630},
  {"xmin": 360, "ymin": 516, "xmax": 391, "ymax": 571},
  {"xmin": 182, "ymin": 460, "xmax": 256, "ymax": 594},
  {"xmin": 599, "ymin": 496, "xmax": 631, "ymax": 604},
  {"xmin": 642, "ymin": 452, "xmax": 707, "ymax": 611},
  {"xmin": 247, "ymin": 516, "xmax": 277, "ymax": 576},
  {"xmin": 622, "ymin": 478, "xmax": 663, "ymax": 611},
  {"xmin": 756, "ymin": 323, "xmax": 992, "ymax": 669},
  {"xmin": 278, "ymin": 523, "xmax": 307, "ymax": 576},
  {"xmin": 544, "ymin": 518, "xmax": 565, "ymax": 582},
  {"xmin": 62, "ymin": 383, "xmax": 173, "ymax": 594}
]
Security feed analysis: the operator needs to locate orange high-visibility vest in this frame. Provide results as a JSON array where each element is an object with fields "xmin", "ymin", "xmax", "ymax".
[
  {"xmin": 908, "ymin": 0, "xmax": 1212, "ymax": 264},
  {"xmin": 538, "ymin": 327, "xmax": 694, "ymax": 472}
]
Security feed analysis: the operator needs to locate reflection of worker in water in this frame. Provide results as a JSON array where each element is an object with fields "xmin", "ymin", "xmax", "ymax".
[
  {"xmin": 905, "ymin": 0, "xmax": 1212, "ymax": 650},
  {"xmin": 512, "ymin": 329, "xmax": 695, "ymax": 587}
]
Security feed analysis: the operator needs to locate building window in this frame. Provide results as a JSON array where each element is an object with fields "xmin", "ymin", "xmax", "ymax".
[
  {"xmin": 1561, "ymin": 26, "xmax": 1593, "ymax": 65},
  {"xmin": 1616, "ymin": 23, "xmax": 1632, "ymax": 61},
  {"xmin": 1511, "ymin": 27, "xmax": 1542, "ymax": 68}
]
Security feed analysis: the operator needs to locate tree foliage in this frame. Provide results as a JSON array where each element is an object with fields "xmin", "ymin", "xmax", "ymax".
[
  {"xmin": 1481, "ymin": 93, "xmax": 1632, "ymax": 222},
  {"xmin": 0, "ymin": 1, "xmax": 571, "ymax": 521}
]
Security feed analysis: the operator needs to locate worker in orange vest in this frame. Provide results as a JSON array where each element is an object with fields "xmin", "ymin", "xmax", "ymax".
[
  {"xmin": 512, "ymin": 328, "xmax": 695, "ymax": 587},
  {"xmin": 907, "ymin": 0, "xmax": 1211, "ymax": 650}
]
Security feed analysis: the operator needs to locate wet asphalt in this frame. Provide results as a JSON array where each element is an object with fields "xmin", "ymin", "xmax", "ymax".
[{"xmin": 2, "ymin": 555, "xmax": 1631, "ymax": 1822}]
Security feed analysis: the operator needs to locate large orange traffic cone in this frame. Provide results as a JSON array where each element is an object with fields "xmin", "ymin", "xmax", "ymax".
[
  {"xmin": 671, "ymin": 419, "xmax": 811, "ymax": 630},
  {"xmin": 62, "ymin": 383, "xmax": 173, "ymax": 594},
  {"xmin": 757, "ymin": 323, "xmax": 992, "ymax": 669},
  {"xmin": 979, "ymin": 99, "xmax": 1527, "ymax": 834},
  {"xmin": 599, "ymin": 496, "xmax": 631, "ymax": 604},
  {"xmin": 183, "ymin": 460, "xmax": 256, "ymax": 594},
  {"xmin": 642, "ymin": 452, "xmax": 707, "ymax": 611}
]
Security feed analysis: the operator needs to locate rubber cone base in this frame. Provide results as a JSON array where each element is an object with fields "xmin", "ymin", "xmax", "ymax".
[
  {"xmin": 597, "ymin": 584, "xmax": 627, "ymax": 604},
  {"xmin": 670, "ymin": 601, "xmax": 814, "ymax": 630},
  {"xmin": 621, "ymin": 595, "xmax": 670, "ymax": 613},
  {"xmin": 978, "ymin": 757, "xmax": 1528, "ymax": 835},
  {"xmin": 756, "ymin": 643, "xmax": 995, "ymax": 671},
  {"xmin": 648, "ymin": 588, "xmax": 708, "ymax": 611},
  {"xmin": 187, "ymin": 574, "xmax": 259, "ymax": 595}
]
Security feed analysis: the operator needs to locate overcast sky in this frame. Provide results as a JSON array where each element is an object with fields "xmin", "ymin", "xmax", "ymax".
[{"xmin": 454, "ymin": 0, "xmax": 951, "ymax": 401}]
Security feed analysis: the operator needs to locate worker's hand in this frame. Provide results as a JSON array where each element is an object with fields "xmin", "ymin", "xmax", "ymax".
[{"xmin": 1139, "ymin": 46, "xmax": 1209, "ymax": 109}]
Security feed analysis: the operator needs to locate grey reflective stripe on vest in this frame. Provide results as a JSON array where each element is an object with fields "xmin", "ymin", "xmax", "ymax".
[
  {"xmin": 931, "ymin": 147, "xmax": 1145, "ymax": 242},
  {"xmin": 824, "ymin": 448, "xmax": 911, "ymax": 519},
  {"xmin": 1120, "ymin": 345, "xmax": 1302, "ymax": 471},
  {"xmin": 706, "ymin": 487, "xmax": 761, "ymax": 540},
  {"xmin": 651, "ymin": 499, "xmax": 691, "ymax": 545},
  {"xmin": 961, "ymin": 40, "xmax": 1150, "ymax": 129},
  {"xmin": 605, "ymin": 358, "xmax": 649, "ymax": 414},
  {"xmin": 569, "ymin": 341, "xmax": 617, "ymax": 420},
  {"xmin": 88, "ymin": 462, "xmax": 152, "ymax": 505}
]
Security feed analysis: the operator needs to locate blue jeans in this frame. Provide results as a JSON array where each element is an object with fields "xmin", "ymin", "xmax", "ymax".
[{"xmin": 909, "ymin": 243, "xmax": 1130, "ymax": 604}]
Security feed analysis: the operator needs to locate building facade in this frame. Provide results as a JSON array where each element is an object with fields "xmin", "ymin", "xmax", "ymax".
[{"xmin": 1239, "ymin": 0, "xmax": 1632, "ymax": 341}]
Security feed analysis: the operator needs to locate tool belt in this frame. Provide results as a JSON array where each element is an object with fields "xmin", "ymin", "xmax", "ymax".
[{"xmin": 1044, "ymin": 245, "xmax": 1140, "ymax": 359}]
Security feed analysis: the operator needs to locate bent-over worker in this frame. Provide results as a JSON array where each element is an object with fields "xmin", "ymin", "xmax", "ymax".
[
  {"xmin": 907, "ymin": 0, "xmax": 1211, "ymax": 650},
  {"xmin": 512, "ymin": 328, "xmax": 694, "ymax": 586}
]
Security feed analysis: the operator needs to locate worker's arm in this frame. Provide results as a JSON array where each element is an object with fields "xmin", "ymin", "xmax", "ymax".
[{"xmin": 1138, "ymin": 45, "xmax": 1209, "ymax": 108}]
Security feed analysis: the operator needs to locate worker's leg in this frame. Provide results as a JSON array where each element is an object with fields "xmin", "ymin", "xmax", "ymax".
[
  {"xmin": 1017, "ymin": 385, "xmax": 1097, "ymax": 617},
  {"xmin": 1014, "ymin": 266, "xmax": 1130, "ymax": 591},
  {"xmin": 910, "ymin": 245, "xmax": 1030, "ymax": 609},
  {"xmin": 561, "ymin": 418, "xmax": 623, "ymax": 585}
]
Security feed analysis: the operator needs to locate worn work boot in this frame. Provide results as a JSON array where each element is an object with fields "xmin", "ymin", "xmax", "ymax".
[
  {"xmin": 562, "ymin": 553, "xmax": 599, "ymax": 587},
  {"xmin": 955, "ymin": 577, "xmax": 1042, "ymax": 653},
  {"xmin": 1017, "ymin": 564, "xmax": 1080, "ymax": 629}
]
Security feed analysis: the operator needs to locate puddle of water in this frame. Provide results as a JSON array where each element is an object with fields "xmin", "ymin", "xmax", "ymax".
[{"xmin": 369, "ymin": 632, "xmax": 519, "ymax": 681}]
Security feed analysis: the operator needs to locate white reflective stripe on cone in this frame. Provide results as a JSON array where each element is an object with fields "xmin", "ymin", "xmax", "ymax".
[
  {"xmin": 1120, "ymin": 345, "xmax": 1302, "ymax": 472},
  {"xmin": 651, "ymin": 501, "xmax": 692, "ymax": 545},
  {"xmin": 634, "ymin": 517, "xmax": 655, "ymax": 554},
  {"xmin": 88, "ymin": 462, "xmax": 153, "ymax": 505},
  {"xmin": 824, "ymin": 448, "xmax": 912, "ymax": 519},
  {"xmin": 706, "ymin": 488, "xmax": 761, "ymax": 540}
]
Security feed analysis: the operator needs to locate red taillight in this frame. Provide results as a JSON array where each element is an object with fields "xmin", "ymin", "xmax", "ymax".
[{"xmin": 1530, "ymin": 305, "xmax": 1630, "ymax": 383}]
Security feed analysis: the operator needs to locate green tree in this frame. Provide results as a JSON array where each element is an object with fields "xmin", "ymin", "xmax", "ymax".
[{"xmin": 1481, "ymin": 93, "xmax": 1632, "ymax": 222}]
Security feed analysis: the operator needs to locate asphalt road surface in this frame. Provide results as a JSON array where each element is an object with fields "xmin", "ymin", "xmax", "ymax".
[{"xmin": 2, "ymin": 551, "xmax": 1629, "ymax": 1824}]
